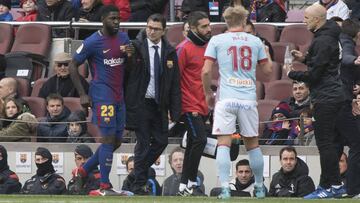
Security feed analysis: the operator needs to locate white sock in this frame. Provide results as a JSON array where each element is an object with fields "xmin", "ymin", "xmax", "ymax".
[
  {"xmin": 179, "ymin": 183, "xmax": 187, "ymax": 192},
  {"xmin": 187, "ymin": 180, "xmax": 197, "ymax": 188}
]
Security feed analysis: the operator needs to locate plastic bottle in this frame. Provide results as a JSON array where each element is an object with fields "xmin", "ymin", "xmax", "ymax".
[{"xmin": 284, "ymin": 45, "xmax": 293, "ymax": 66}]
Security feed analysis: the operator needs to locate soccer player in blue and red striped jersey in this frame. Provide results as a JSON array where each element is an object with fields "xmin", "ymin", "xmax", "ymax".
[{"xmin": 69, "ymin": 5, "xmax": 131, "ymax": 196}]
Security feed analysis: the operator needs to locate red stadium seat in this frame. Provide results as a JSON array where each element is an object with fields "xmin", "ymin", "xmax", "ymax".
[
  {"xmin": 210, "ymin": 24, "xmax": 227, "ymax": 36},
  {"xmin": 15, "ymin": 77, "xmax": 31, "ymax": 97},
  {"xmin": 271, "ymin": 42, "xmax": 297, "ymax": 65},
  {"xmin": 64, "ymin": 97, "xmax": 82, "ymax": 112},
  {"xmin": 254, "ymin": 24, "xmax": 278, "ymax": 42},
  {"xmin": 0, "ymin": 23, "xmax": 13, "ymax": 55},
  {"xmin": 23, "ymin": 96, "xmax": 46, "ymax": 118},
  {"xmin": 256, "ymin": 61, "xmax": 282, "ymax": 82},
  {"xmin": 31, "ymin": 78, "xmax": 48, "ymax": 97},
  {"xmin": 166, "ymin": 23, "xmax": 185, "ymax": 47},
  {"xmin": 279, "ymin": 24, "xmax": 313, "ymax": 53},
  {"xmin": 264, "ymin": 80, "xmax": 293, "ymax": 101},
  {"xmin": 286, "ymin": 9, "xmax": 305, "ymax": 23}
]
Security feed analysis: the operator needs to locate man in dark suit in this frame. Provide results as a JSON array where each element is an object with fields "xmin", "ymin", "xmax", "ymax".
[{"xmin": 125, "ymin": 13, "xmax": 181, "ymax": 195}]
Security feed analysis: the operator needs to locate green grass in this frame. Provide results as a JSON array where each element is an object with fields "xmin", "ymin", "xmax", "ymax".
[{"xmin": 0, "ymin": 196, "xmax": 359, "ymax": 203}]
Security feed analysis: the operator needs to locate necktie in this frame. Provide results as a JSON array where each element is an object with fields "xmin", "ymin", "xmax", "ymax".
[{"xmin": 153, "ymin": 45, "xmax": 160, "ymax": 103}]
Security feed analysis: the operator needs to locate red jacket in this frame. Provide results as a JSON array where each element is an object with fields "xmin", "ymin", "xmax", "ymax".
[
  {"xmin": 16, "ymin": 11, "xmax": 37, "ymax": 21},
  {"xmin": 102, "ymin": 0, "xmax": 130, "ymax": 21}
]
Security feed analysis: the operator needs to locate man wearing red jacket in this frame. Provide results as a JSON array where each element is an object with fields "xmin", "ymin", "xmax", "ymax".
[{"xmin": 175, "ymin": 11, "xmax": 211, "ymax": 196}]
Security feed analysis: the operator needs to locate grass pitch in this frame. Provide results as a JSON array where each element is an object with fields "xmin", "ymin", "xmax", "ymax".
[{"xmin": 0, "ymin": 195, "xmax": 359, "ymax": 203}]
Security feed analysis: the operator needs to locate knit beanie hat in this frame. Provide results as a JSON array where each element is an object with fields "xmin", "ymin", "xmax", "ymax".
[
  {"xmin": 271, "ymin": 102, "xmax": 291, "ymax": 118},
  {"xmin": 0, "ymin": 0, "xmax": 11, "ymax": 10},
  {"xmin": 74, "ymin": 144, "xmax": 93, "ymax": 159}
]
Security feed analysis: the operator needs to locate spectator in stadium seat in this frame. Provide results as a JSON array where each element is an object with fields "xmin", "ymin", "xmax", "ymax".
[
  {"xmin": 125, "ymin": 13, "xmax": 181, "ymax": 195},
  {"xmin": 0, "ymin": 0, "xmax": 13, "ymax": 21},
  {"xmin": 0, "ymin": 98, "xmax": 37, "ymax": 142},
  {"xmin": 122, "ymin": 156, "xmax": 162, "ymax": 196},
  {"xmin": 293, "ymin": 107, "xmax": 315, "ymax": 146},
  {"xmin": 211, "ymin": 159, "xmax": 267, "ymax": 197},
  {"xmin": 162, "ymin": 147, "xmax": 205, "ymax": 196},
  {"xmin": 282, "ymin": 81, "xmax": 310, "ymax": 118},
  {"xmin": 16, "ymin": 0, "xmax": 37, "ymax": 21},
  {"xmin": 244, "ymin": 20, "xmax": 274, "ymax": 60},
  {"xmin": 269, "ymin": 146, "xmax": 315, "ymax": 197},
  {"xmin": 0, "ymin": 145, "xmax": 22, "ymax": 194},
  {"xmin": 66, "ymin": 110, "xmax": 95, "ymax": 143},
  {"xmin": 252, "ymin": 0, "xmax": 287, "ymax": 22},
  {"xmin": 316, "ymin": 0, "xmax": 350, "ymax": 20},
  {"xmin": 37, "ymin": 94, "xmax": 71, "ymax": 142},
  {"xmin": 22, "ymin": 147, "xmax": 66, "ymax": 195},
  {"xmin": 75, "ymin": 0, "xmax": 104, "ymax": 39},
  {"xmin": 36, "ymin": 0, "xmax": 74, "ymax": 37},
  {"xmin": 68, "ymin": 144, "xmax": 100, "ymax": 195},
  {"xmin": 38, "ymin": 52, "xmax": 89, "ymax": 99},
  {"xmin": 261, "ymin": 102, "xmax": 297, "ymax": 145},
  {"xmin": 0, "ymin": 77, "xmax": 31, "ymax": 117}
]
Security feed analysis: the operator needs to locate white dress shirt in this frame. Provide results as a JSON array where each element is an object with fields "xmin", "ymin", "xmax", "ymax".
[{"xmin": 145, "ymin": 39, "xmax": 162, "ymax": 99}]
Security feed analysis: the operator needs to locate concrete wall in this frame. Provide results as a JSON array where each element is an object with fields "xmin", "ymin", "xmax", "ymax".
[{"xmin": 2, "ymin": 143, "xmax": 325, "ymax": 195}]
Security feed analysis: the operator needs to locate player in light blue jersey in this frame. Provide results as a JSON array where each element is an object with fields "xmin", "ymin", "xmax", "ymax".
[{"xmin": 202, "ymin": 6, "xmax": 272, "ymax": 199}]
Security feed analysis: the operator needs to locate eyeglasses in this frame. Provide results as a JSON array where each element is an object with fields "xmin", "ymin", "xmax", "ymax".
[
  {"xmin": 56, "ymin": 62, "xmax": 69, "ymax": 67},
  {"xmin": 146, "ymin": 26, "xmax": 163, "ymax": 32}
]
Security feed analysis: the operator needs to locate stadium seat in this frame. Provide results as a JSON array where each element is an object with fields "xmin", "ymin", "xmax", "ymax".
[
  {"xmin": 254, "ymin": 24, "xmax": 278, "ymax": 42},
  {"xmin": 257, "ymin": 99, "xmax": 280, "ymax": 137},
  {"xmin": 256, "ymin": 81, "xmax": 265, "ymax": 100},
  {"xmin": 64, "ymin": 97, "xmax": 82, "ymax": 112},
  {"xmin": 281, "ymin": 61, "xmax": 308, "ymax": 80},
  {"xmin": 210, "ymin": 24, "xmax": 227, "ymax": 36},
  {"xmin": 264, "ymin": 80, "xmax": 293, "ymax": 101},
  {"xmin": 285, "ymin": 9, "xmax": 305, "ymax": 23},
  {"xmin": 279, "ymin": 24, "xmax": 313, "ymax": 53},
  {"xmin": 271, "ymin": 42, "xmax": 297, "ymax": 64},
  {"xmin": 5, "ymin": 23, "xmax": 51, "ymax": 81},
  {"xmin": 23, "ymin": 96, "xmax": 47, "ymax": 118},
  {"xmin": 0, "ymin": 23, "xmax": 13, "ymax": 55},
  {"xmin": 256, "ymin": 61, "xmax": 282, "ymax": 82},
  {"xmin": 166, "ymin": 23, "xmax": 185, "ymax": 47},
  {"xmin": 15, "ymin": 77, "xmax": 31, "ymax": 97},
  {"xmin": 31, "ymin": 78, "xmax": 48, "ymax": 97}
]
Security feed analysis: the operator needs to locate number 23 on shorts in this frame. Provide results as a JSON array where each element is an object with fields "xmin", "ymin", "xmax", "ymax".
[{"xmin": 98, "ymin": 104, "xmax": 116, "ymax": 127}]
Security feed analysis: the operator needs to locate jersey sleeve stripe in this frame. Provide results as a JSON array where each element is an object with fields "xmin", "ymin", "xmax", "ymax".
[
  {"xmin": 204, "ymin": 56, "xmax": 216, "ymax": 62},
  {"xmin": 258, "ymin": 58, "xmax": 268, "ymax": 64}
]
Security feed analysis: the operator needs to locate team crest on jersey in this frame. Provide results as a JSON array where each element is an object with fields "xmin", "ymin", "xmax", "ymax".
[
  {"xmin": 76, "ymin": 44, "xmax": 84, "ymax": 54},
  {"xmin": 104, "ymin": 117, "xmax": 110, "ymax": 124},
  {"xmin": 167, "ymin": 60, "xmax": 173, "ymax": 68}
]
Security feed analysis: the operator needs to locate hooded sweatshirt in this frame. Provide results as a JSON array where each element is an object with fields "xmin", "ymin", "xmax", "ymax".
[
  {"xmin": 288, "ymin": 20, "xmax": 344, "ymax": 104},
  {"xmin": 269, "ymin": 157, "xmax": 315, "ymax": 197}
]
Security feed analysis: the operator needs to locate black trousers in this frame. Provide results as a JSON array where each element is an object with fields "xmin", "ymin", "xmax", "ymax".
[
  {"xmin": 313, "ymin": 102, "xmax": 343, "ymax": 188},
  {"xmin": 335, "ymin": 101, "xmax": 360, "ymax": 195},
  {"xmin": 181, "ymin": 113, "xmax": 207, "ymax": 184},
  {"xmin": 133, "ymin": 99, "xmax": 168, "ymax": 190}
]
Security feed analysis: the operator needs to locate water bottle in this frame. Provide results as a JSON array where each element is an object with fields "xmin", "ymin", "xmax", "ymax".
[{"xmin": 284, "ymin": 45, "xmax": 293, "ymax": 66}]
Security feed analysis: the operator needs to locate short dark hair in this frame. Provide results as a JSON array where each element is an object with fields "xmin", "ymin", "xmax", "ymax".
[
  {"xmin": 101, "ymin": 5, "xmax": 119, "ymax": 19},
  {"xmin": 245, "ymin": 20, "xmax": 255, "ymax": 31},
  {"xmin": 279, "ymin": 146, "xmax": 297, "ymax": 160},
  {"xmin": 300, "ymin": 107, "xmax": 313, "ymax": 118},
  {"xmin": 330, "ymin": 16, "xmax": 344, "ymax": 23},
  {"xmin": 46, "ymin": 93, "xmax": 64, "ymax": 105},
  {"xmin": 293, "ymin": 80, "xmax": 309, "ymax": 88},
  {"xmin": 126, "ymin": 156, "xmax": 134, "ymax": 171},
  {"xmin": 235, "ymin": 159, "xmax": 250, "ymax": 170},
  {"xmin": 187, "ymin": 11, "xmax": 209, "ymax": 27},
  {"xmin": 342, "ymin": 19, "xmax": 360, "ymax": 39},
  {"xmin": 147, "ymin": 13, "xmax": 167, "ymax": 29},
  {"xmin": 168, "ymin": 147, "xmax": 184, "ymax": 165}
]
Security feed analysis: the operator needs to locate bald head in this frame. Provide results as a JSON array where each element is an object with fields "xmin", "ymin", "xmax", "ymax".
[
  {"xmin": 306, "ymin": 4, "xmax": 327, "ymax": 20},
  {"xmin": 0, "ymin": 77, "xmax": 18, "ymax": 99},
  {"xmin": 303, "ymin": 4, "xmax": 327, "ymax": 32}
]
